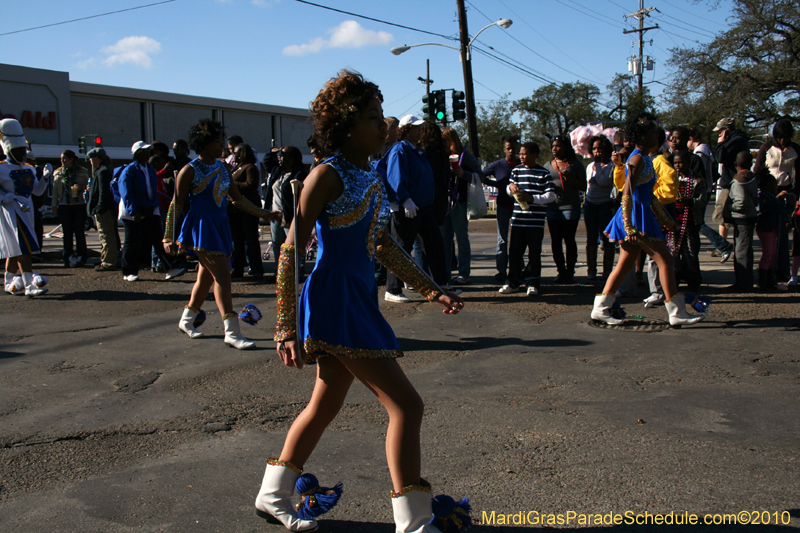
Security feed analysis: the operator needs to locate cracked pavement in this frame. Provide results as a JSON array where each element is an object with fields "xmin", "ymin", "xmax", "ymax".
[{"xmin": 1, "ymin": 222, "xmax": 799, "ymax": 532}]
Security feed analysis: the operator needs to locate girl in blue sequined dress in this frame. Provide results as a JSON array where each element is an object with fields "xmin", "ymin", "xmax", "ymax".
[
  {"xmin": 254, "ymin": 71, "xmax": 467, "ymax": 533},
  {"xmin": 163, "ymin": 119, "xmax": 280, "ymax": 350},
  {"xmin": 591, "ymin": 117, "xmax": 704, "ymax": 327}
]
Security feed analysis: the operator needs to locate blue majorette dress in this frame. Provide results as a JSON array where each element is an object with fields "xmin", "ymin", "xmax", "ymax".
[
  {"xmin": 300, "ymin": 154, "xmax": 399, "ymax": 361},
  {"xmin": 605, "ymin": 149, "xmax": 665, "ymax": 242},
  {"xmin": 177, "ymin": 158, "xmax": 233, "ymax": 256}
]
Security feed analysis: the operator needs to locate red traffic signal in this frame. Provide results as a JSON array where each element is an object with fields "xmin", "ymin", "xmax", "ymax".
[{"xmin": 94, "ymin": 136, "xmax": 103, "ymax": 145}]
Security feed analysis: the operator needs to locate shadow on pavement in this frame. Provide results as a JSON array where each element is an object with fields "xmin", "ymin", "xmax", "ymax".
[{"xmin": 398, "ymin": 337, "xmax": 593, "ymax": 352}]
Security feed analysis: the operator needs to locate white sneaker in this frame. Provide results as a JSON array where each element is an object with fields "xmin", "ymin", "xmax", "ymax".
[
  {"xmin": 498, "ymin": 284, "xmax": 520, "ymax": 294},
  {"xmin": 789, "ymin": 276, "xmax": 799, "ymax": 287},
  {"xmin": 642, "ymin": 293, "xmax": 665, "ymax": 308},
  {"xmin": 385, "ymin": 291, "xmax": 411, "ymax": 303},
  {"xmin": 165, "ymin": 266, "xmax": 187, "ymax": 280},
  {"xmin": 452, "ymin": 275, "xmax": 470, "ymax": 285},
  {"xmin": 527, "ymin": 286, "xmax": 539, "ymax": 296},
  {"xmin": 124, "ymin": 275, "xmax": 139, "ymax": 282}
]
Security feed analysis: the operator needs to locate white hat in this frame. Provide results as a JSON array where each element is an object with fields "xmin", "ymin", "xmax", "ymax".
[
  {"xmin": 131, "ymin": 140, "xmax": 151, "ymax": 155},
  {"xmin": 0, "ymin": 118, "xmax": 28, "ymax": 153},
  {"xmin": 399, "ymin": 115, "xmax": 425, "ymax": 128}
]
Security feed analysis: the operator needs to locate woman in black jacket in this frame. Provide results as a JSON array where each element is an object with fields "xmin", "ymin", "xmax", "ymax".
[{"xmin": 229, "ymin": 144, "xmax": 263, "ymax": 279}]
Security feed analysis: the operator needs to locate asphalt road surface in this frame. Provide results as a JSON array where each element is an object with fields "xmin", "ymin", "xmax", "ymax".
[{"xmin": 1, "ymin": 220, "xmax": 799, "ymax": 532}]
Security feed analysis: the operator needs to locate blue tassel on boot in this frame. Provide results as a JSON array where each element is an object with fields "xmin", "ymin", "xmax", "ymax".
[
  {"xmin": 193, "ymin": 309, "xmax": 206, "ymax": 328},
  {"xmin": 610, "ymin": 300, "xmax": 627, "ymax": 320},
  {"xmin": 294, "ymin": 473, "xmax": 343, "ymax": 520},
  {"xmin": 239, "ymin": 303, "xmax": 262, "ymax": 325},
  {"xmin": 685, "ymin": 294, "xmax": 711, "ymax": 313},
  {"xmin": 430, "ymin": 494, "xmax": 473, "ymax": 532}
]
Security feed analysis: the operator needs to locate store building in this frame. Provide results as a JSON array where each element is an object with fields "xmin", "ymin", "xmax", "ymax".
[{"xmin": 0, "ymin": 62, "xmax": 313, "ymax": 163}]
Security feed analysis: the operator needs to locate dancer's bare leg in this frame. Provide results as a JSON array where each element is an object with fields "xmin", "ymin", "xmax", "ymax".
[
  {"xmin": 280, "ymin": 356, "xmax": 355, "ymax": 467},
  {"xmin": 639, "ymin": 239, "xmax": 678, "ymax": 301},
  {"xmin": 195, "ymin": 252, "xmax": 234, "ymax": 315},
  {"xmin": 187, "ymin": 262, "xmax": 215, "ymax": 310},
  {"xmin": 602, "ymin": 241, "xmax": 641, "ymax": 295}
]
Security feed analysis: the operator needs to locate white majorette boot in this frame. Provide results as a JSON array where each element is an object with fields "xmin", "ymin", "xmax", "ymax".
[
  {"xmin": 178, "ymin": 305, "xmax": 204, "ymax": 338},
  {"xmin": 392, "ymin": 483, "xmax": 437, "ymax": 533},
  {"xmin": 664, "ymin": 293, "xmax": 704, "ymax": 327},
  {"xmin": 223, "ymin": 312, "xmax": 255, "ymax": 349},
  {"xmin": 590, "ymin": 293, "xmax": 623, "ymax": 325},
  {"xmin": 4, "ymin": 272, "xmax": 24, "ymax": 295},
  {"xmin": 22, "ymin": 272, "xmax": 47, "ymax": 297},
  {"xmin": 255, "ymin": 458, "xmax": 319, "ymax": 532}
]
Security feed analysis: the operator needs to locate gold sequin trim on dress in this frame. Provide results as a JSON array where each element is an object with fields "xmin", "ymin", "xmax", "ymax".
[
  {"xmin": 274, "ymin": 244, "xmax": 297, "ymax": 342},
  {"xmin": 375, "ymin": 238, "xmax": 441, "ymax": 302},
  {"xmin": 192, "ymin": 167, "xmax": 220, "ymax": 195},
  {"xmin": 304, "ymin": 338, "xmax": 403, "ymax": 361}
]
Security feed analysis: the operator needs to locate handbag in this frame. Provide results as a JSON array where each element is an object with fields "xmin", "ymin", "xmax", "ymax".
[{"xmin": 466, "ymin": 170, "xmax": 488, "ymax": 219}]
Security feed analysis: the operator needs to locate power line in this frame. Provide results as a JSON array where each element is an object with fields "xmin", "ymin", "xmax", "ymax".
[
  {"xmin": 293, "ymin": 0, "xmax": 457, "ymax": 41},
  {"xmin": 653, "ymin": 10, "xmax": 717, "ymax": 39},
  {"xmin": 551, "ymin": 0, "xmax": 626, "ymax": 29},
  {"xmin": 659, "ymin": 0, "xmax": 728, "ymax": 28},
  {"xmin": 564, "ymin": 0, "xmax": 629, "ymax": 28},
  {"xmin": 384, "ymin": 85, "xmax": 425, "ymax": 107},
  {"xmin": 467, "ymin": 0, "xmax": 606, "ymax": 86},
  {"xmin": 473, "ymin": 79, "xmax": 504, "ymax": 99},
  {"xmin": 0, "ymin": 0, "xmax": 177, "ymax": 37}
]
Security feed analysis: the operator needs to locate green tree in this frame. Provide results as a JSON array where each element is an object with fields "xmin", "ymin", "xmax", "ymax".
[
  {"xmin": 513, "ymin": 82, "xmax": 601, "ymax": 145},
  {"xmin": 664, "ymin": 0, "xmax": 799, "ymax": 131},
  {"xmin": 455, "ymin": 94, "xmax": 521, "ymax": 163},
  {"xmin": 604, "ymin": 74, "xmax": 655, "ymax": 121}
]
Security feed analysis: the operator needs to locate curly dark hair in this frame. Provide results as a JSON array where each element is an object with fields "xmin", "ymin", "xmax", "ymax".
[
  {"xmin": 188, "ymin": 119, "xmax": 225, "ymax": 154},
  {"xmin": 588, "ymin": 135, "xmax": 612, "ymax": 158},
  {"xmin": 418, "ymin": 121, "xmax": 446, "ymax": 152},
  {"xmin": 624, "ymin": 116, "xmax": 657, "ymax": 146},
  {"xmin": 310, "ymin": 70, "xmax": 383, "ymax": 158},
  {"xmin": 550, "ymin": 135, "xmax": 577, "ymax": 161}
]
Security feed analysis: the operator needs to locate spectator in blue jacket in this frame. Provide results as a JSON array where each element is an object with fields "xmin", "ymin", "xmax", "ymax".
[
  {"xmin": 376, "ymin": 115, "xmax": 448, "ymax": 303},
  {"xmin": 118, "ymin": 141, "xmax": 185, "ymax": 282}
]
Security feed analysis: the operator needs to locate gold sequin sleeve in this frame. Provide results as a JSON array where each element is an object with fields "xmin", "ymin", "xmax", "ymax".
[
  {"xmin": 162, "ymin": 200, "xmax": 182, "ymax": 243},
  {"xmin": 274, "ymin": 243, "xmax": 297, "ymax": 342},
  {"xmin": 233, "ymin": 196, "xmax": 277, "ymax": 221},
  {"xmin": 375, "ymin": 235, "xmax": 442, "ymax": 302},
  {"xmin": 651, "ymin": 195, "xmax": 677, "ymax": 229},
  {"xmin": 621, "ymin": 195, "xmax": 637, "ymax": 237}
]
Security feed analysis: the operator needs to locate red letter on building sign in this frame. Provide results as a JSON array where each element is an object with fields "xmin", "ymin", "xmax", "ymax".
[
  {"xmin": 20, "ymin": 110, "xmax": 35, "ymax": 128},
  {"xmin": 43, "ymin": 112, "xmax": 57, "ymax": 130}
]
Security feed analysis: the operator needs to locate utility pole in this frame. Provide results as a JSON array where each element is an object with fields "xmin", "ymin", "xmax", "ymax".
[
  {"xmin": 623, "ymin": 0, "xmax": 658, "ymax": 97},
  {"xmin": 456, "ymin": 0, "xmax": 480, "ymax": 158},
  {"xmin": 417, "ymin": 59, "xmax": 433, "ymax": 104}
]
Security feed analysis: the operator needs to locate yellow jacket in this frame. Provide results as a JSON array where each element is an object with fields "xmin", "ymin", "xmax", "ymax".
[{"xmin": 612, "ymin": 153, "xmax": 677, "ymax": 205}]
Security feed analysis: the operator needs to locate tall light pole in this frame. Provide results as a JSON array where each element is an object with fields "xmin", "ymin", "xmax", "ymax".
[{"xmin": 391, "ymin": 6, "xmax": 512, "ymax": 158}]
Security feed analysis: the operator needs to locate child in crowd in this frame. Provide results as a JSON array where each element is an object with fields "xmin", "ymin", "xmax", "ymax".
[
  {"xmin": 755, "ymin": 173, "xmax": 782, "ymax": 290},
  {"xmin": 728, "ymin": 151, "xmax": 758, "ymax": 291},
  {"xmin": 672, "ymin": 150, "xmax": 705, "ymax": 290},
  {"xmin": 500, "ymin": 142, "xmax": 555, "ymax": 296}
]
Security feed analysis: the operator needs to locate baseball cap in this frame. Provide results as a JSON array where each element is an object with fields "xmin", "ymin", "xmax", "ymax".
[
  {"xmin": 131, "ymin": 140, "xmax": 151, "ymax": 155},
  {"xmin": 712, "ymin": 117, "xmax": 735, "ymax": 132},
  {"xmin": 399, "ymin": 115, "xmax": 425, "ymax": 128},
  {"xmin": 87, "ymin": 147, "xmax": 107, "ymax": 159}
]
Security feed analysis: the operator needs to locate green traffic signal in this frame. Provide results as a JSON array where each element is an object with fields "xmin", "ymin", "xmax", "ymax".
[{"xmin": 436, "ymin": 111, "xmax": 445, "ymax": 120}]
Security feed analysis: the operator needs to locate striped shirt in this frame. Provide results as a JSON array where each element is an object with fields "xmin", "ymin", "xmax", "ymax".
[{"xmin": 508, "ymin": 164, "xmax": 555, "ymax": 227}]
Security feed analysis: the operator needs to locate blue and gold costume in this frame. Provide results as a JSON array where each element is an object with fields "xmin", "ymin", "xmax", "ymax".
[
  {"xmin": 605, "ymin": 149, "xmax": 665, "ymax": 242},
  {"xmin": 299, "ymin": 154, "xmax": 398, "ymax": 361},
  {"xmin": 0, "ymin": 160, "xmax": 47, "ymax": 258},
  {"xmin": 177, "ymin": 158, "xmax": 232, "ymax": 256}
]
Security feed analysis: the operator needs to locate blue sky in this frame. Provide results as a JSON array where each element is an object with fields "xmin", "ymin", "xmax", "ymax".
[{"xmin": 2, "ymin": 0, "xmax": 733, "ymax": 120}]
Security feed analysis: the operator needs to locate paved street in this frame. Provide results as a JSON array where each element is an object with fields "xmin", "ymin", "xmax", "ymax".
[{"xmin": 1, "ymin": 219, "xmax": 799, "ymax": 532}]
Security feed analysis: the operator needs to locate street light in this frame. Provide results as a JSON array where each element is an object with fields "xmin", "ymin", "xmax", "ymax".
[{"xmin": 389, "ymin": 15, "xmax": 512, "ymax": 157}]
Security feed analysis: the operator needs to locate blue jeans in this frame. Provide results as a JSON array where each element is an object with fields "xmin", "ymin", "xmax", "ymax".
[
  {"xmin": 699, "ymin": 223, "xmax": 732, "ymax": 252},
  {"xmin": 495, "ymin": 206, "xmax": 512, "ymax": 276},
  {"xmin": 583, "ymin": 201, "xmax": 613, "ymax": 249},
  {"xmin": 270, "ymin": 219, "xmax": 286, "ymax": 271},
  {"xmin": 440, "ymin": 202, "xmax": 471, "ymax": 278}
]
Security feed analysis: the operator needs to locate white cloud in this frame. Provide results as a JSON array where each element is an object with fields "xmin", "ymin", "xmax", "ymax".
[
  {"xmin": 251, "ymin": 0, "xmax": 280, "ymax": 5},
  {"xmin": 101, "ymin": 36, "xmax": 162, "ymax": 68},
  {"xmin": 283, "ymin": 20, "xmax": 392, "ymax": 56}
]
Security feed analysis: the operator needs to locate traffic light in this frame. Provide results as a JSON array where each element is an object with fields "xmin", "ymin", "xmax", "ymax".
[
  {"xmin": 78, "ymin": 136, "xmax": 86, "ymax": 154},
  {"xmin": 434, "ymin": 90, "xmax": 447, "ymax": 123},
  {"xmin": 95, "ymin": 136, "xmax": 103, "ymax": 146},
  {"xmin": 422, "ymin": 93, "xmax": 433, "ymax": 122},
  {"xmin": 452, "ymin": 91, "xmax": 466, "ymax": 121}
]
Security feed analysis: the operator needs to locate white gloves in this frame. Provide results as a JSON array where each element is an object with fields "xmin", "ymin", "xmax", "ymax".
[
  {"xmin": 402, "ymin": 198, "xmax": 418, "ymax": 219},
  {"xmin": 1, "ymin": 193, "xmax": 15, "ymax": 205},
  {"xmin": 389, "ymin": 201, "xmax": 400, "ymax": 213}
]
